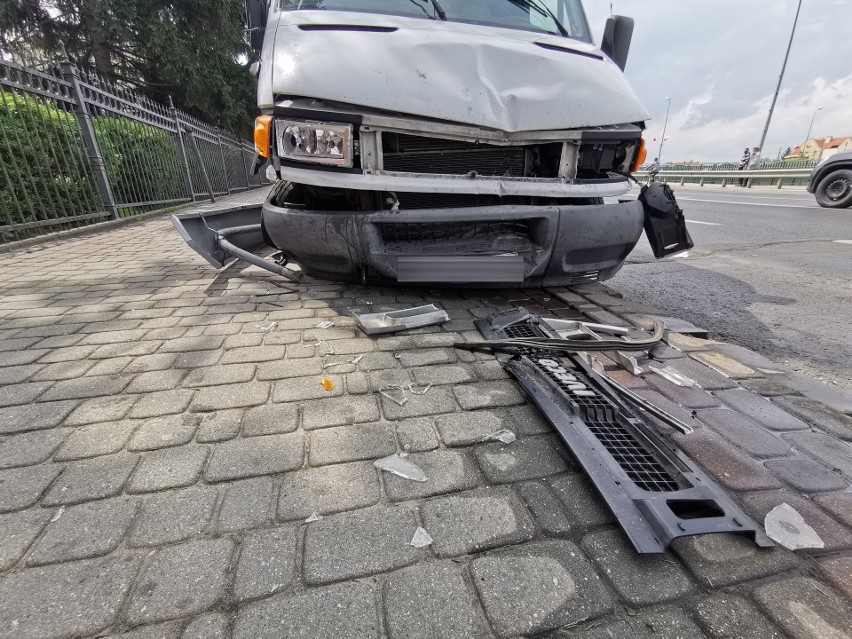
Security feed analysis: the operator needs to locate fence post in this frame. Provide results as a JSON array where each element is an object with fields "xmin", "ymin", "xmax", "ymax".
[
  {"xmin": 169, "ymin": 96, "xmax": 195, "ymax": 201},
  {"xmin": 241, "ymin": 146, "xmax": 252, "ymax": 190},
  {"xmin": 59, "ymin": 60, "xmax": 119, "ymax": 220},
  {"xmin": 186, "ymin": 129, "xmax": 216, "ymax": 202},
  {"xmin": 215, "ymin": 130, "xmax": 231, "ymax": 194}
]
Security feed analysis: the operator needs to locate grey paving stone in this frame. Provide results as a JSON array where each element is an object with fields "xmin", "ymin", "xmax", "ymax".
[
  {"xmin": 0, "ymin": 555, "xmax": 142, "ymax": 639},
  {"xmin": 474, "ymin": 436, "xmax": 570, "ymax": 483},
  {"xmin": 695, "ymin": 409, "xmax": 792, "ymax": 458},
  {"xmin": 0, "ymin": 380, "xmax": 52, "ymax": 407},
  {"xmin": 126, "ymin": 353, "xmax": 179, "ymax": 374},
  {"xmin": 127, "ymin": 414, "xmax": 201, "ymax": 451},
  {"xmin": 345, "ymin": 371, "xmax": 369, "ymax": 394},
  {"xmin": 813, "ymin": 491, "xmax": 852, "ymax": 528},
  {"xmin": 127, "ymin": 445, "xmax": 210, "ymax": 493},
  {"xmin": 471, "ymin": 539, "xmax": 611, "ymax": 638},
  {"xmin": 102, "ymin": 622, "xmax": 183, "ymax": 639},
  {"xmin": 242, "ymin": 403, "xmax": 299, "ymax": 436},
  {"xmin": 411, "ymin": 364, "xmax": 476, "ymax": 387},
  {"xmin": 278, "ymin": 461, "xmax": 379, "ymax": 521},
  {"xmin": 216, "ymin": 476, "xmax": 275, "ymax": 533},
  {"xmin": 303, "ymin": 506, "xmax": 424, "ymax": 584},
  {"xmin": 181, "ymin": 613, "xmax": 229, "ymax": 639},
  {"xmin": 206, "ymin": 433, "xmax": 305, "ymax": 482},
  {"xmin": 397, "ymin": 347, "xmax": 457, "ymax": 368},
  {"xmin": 435, "ymin": 410, "xmax": 511, "ymax": 446},
  {"xmin": 233, "ymin": 582, "xmax": 379, "ymax": 639},
  {"xmin": 191, "ymin": 382, "xmax": 271, "ymax": 411},
  {"xmin": 27, "ymin": 496, "xmax": 137, "ymax": 566},
  {"xmin": 126, "ymin": 538, "xmax": 235, "ymax": 625},
  {"xmin": 0, "ymin": 364, "xmax": 41, "ymax": 385},
  {"xmin": 645, "ymin": 373, "xmax": 722, "ymax": 409},
  {"xmin": 765, "ymin": 457, "xmax": 848, "ymax": 492},
  {"xmin": 384, "ymin": 450, "xmax": 480, "ymax": 501},
  {"xmin": 183, "ymin": 363, "xmax": 256, "ymax": 387},
  {"xmin": 309, "ymin": 422, "xmax": 397, "ymax": 466},
  {"xmin": 272, "ymin": 374, "xmax": 345, "ymax": 402},
  {"xmin": 54, "ymin": 420, "xmax": 138, "ymax": 461},
  {"xmin": 157, "ymin": 335, "xmax": 225, "ymax": 354},
  {"xmin": 384, "ymin": 562, "xmax": 493, "ymax": 639},
  {"xmin": 773, "ymin": 396, "xmax": 852, "ymax": 441},
  {"xmin": 517, "ymin": 480, "xmax": 574, "ymax": 536},
  {"xmin": 562, "ymin": 607, "xmax": 707, "ymax": 639},
  {"xmin": 582, "ymin": 528, "xmax": 694, "ymax": 606},
  {"xmin": 0, "ymin": 400, "xmax": 78, "ymax": 434},
  {"xmin": 472, "ymin": 360, "xmax": 511, "ymax": 381},
  {"xmin": 0, "ymin": 507, "xmax": 53, "ymax": 570},
  {"xmin": 783, "ymin": 431, "xmax": 852, "ymax": 477},
  {"xmin": 0, "ymin": 429, "xmax": 67, "ymax": 469},
  {"xmin": 42, "ymin": 454, "xmax": 137, "ymax": 506},
  {"xmin": 453, "ymin": 381, "xmax": 525, "ymax": 410},
  {"xmin": 196, "ymin": 409, "xmax": 243, "ymax": 443},
  {"xmin": 817, "ymin": 554, "xmax": 852, "ymax": 602},
  {"xmin": 547, "ymin": 474, "xmax": 616, "ymax": 529},
  {"xmin": 129, "ymin": 486, "xmax": 217, "ymax": 547},
  {"xmin": 508, "ymin": 404, "xmax": 556, "ymax": 435},
  {"xmin": 128, "ymin": 390, "xmax": 196, "ymax": 419},
  {"xmin": 124, "ymin": 370, "xmax": 187, "ymax": 394},
  {"xmin": 753, "ymin": 577, "xmax": 852, "ymax": 639},
  {"xmin": 63, "ymin": 395, "xmax": 139, "ymax": 427},
  {"xmin": 0, "ymin": 464, "xmax": 61, "ymax": 512},
  {"xmin": 0, "ymin": 350, "xmax": 47, "ymax": 367},
  {"xmin": 394, "ymin": 417, "xmax": 439, "ymax": 452},
  {"xmin": 30, "ymin": 359, "xmax": 96, "ymax": 382},
  {"xmin": 714, "ymin": 389, "xmax": 809, "ymax": 431},
  {"xmin": 222, "ymin": 345, "xmax": 287, "ymax": 364},
  {"xmin": 233, "ymin": 526, "xmax": 298, "ymax": 601},
  {"xmin": 419, "ymin": 487, "xmax": 535, "ymax": 558},
  {"xmin": 39, "ymin": 375, "xmax": 131, "ymax": 402},
  {"xmin": 692, "ymin": 594, "xmax": 785, "ymax": 639},
  {"xmin": 174, "ymin": 350, "xmax": 222, "ymax": 369},
  {"xmin": 301, "ymin": 394, "xmax": 380, "ymax": 430},
  {"xmin": 663, "ymin": 357, "xmax": 739, "ymax": 390},
  {"xmin": 380, "ymin": 386, "xmax": 458, "ymax": 420},
  {"xmin": 357, "ymin": 351, "xmax": 403, "ymax": 371},
  {"xmin": 671, "ymin": 532, "xmax": 798, "ymax": 587}
]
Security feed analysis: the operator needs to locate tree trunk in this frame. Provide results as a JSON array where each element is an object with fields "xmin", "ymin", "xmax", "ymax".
[{"xmin": 81, "ymin": 0, "xmax": 114, "ymax": 78}]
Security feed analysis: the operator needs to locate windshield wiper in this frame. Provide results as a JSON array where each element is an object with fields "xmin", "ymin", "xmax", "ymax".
[{"xmin": 504, "ymin": 0, "xmax": 569, "ymax": 37}]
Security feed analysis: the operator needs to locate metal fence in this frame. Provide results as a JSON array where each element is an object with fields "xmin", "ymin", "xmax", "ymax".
[
  {"xmin": 645, "ymin": 160, "xmax": 817, "ymax": 188},
  {"xmin": 0, "ymin": 57, "xmax": 268, "ymax": 244}
]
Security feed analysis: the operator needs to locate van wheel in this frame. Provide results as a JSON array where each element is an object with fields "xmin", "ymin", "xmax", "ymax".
[{"xmin": 815, "ymin": 169, "xmax": 852, "ymax": 208}]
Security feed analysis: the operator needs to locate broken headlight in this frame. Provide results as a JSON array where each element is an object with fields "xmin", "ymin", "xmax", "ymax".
[{"xmin": 274, "ymin": 119, "xmax": 353, "ymax": 168}]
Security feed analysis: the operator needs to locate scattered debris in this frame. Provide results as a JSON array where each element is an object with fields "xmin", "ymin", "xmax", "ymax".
[
  {"xmin": 315, "ymin": 320, "xmax": 335, "ymax": 329},
  {"xmin": 408, "ymin": 383, "xmax": 432, "ymax": 396},
  {"xmin": 354, "ymin": 304, "xmax": 449, "ymax": 335},
  {"xmin": 482, "ymin": 429, "xmax": 517, "ymax": 444},
  {"xmin": 322, "ymin": 360, "xmax": 351, "ymax": 370},
  {"xmin": 317, "ymin": 340, "xmax": 336, "ymax": 356},
  {"xmin": 393, "ymin": 352, "xmax": 402, "ymax": 360},
  {"xmin": 765, "ymin": 503, "xmax": 825, "ymax": 550},
  {"xmin": 304, "ymin": 512, "xmax": 322, "ymax": 523},
  {"xmin": 350, "ymin": 354, "xmax": 364, "ymax": 365},
  {"xmin": 649, "ymin": 365, "xmax": 697, "ymax": 387},
  {"xmin": 380, "ymin": 385, "xmax": 408, "ymax": 406},
  {"xmin": 409, "ymin": 527, "xmax": 433, "ymax": 548},
  {"xmin": 49, "ymin": 507, "xmax": 64, "ymax": 523},
  {"xmin": 374, "ymin": 454, "xmax": 428, "ymax": 482},
  {"xmin": 255, "ymin": 322, "xmax": 278, "ymax": 332},
  {"xmin": 320, "ymin": 377, "xmax": 335, "ymax": 392}
]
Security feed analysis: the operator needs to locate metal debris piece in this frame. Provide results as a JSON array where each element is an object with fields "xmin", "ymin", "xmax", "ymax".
[
  {"xmin": 409, "ymin": 527, "xmax": 433, "ymax": 548},
  {"xmin": 765, "ymin": 503, "xmax": 825, "ymax": 550},
  {"xmin": 354, "ymin": 304, "xmax": 449, "ymax": 335},
  {"xmin": 320, "ymin": 377, "xmax": 335, "ymax": 392},
  {"xmin": 604, "ymin": 373, "xmax": 694, "ymax": 435},
  {"xmin": 374, "ymin": 454, "xmax": 428, "ymax": 482},
  {"xmin": 305, "ymin": 512, "xmax": 322, "ymax": 523},
  {"xmin": 255, "ymin": 322, "xmax": 278, "ymax": 332},
  {"xmin": 380, "ymin": 385, "xmax": 408, "ymax": 406},
  {"xmin": 408, "ymin": 383, "xmax": 432, "ymax": 396},
  {"xmin": 482, "ymin": 429, "xmax": 517, "ymax": 444},
  {"xmin": 650, "ymin": 366, "xmax": 697, "ymax": 387},
  {"xmin": 316, "ymin": 320, "xmax": 335, "ymax": 329}
]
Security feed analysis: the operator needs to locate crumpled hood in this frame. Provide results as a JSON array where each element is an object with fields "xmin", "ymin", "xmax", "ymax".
[{"xmin": 258, "ymin": 10, "xmax": 650, "ymax": 132}]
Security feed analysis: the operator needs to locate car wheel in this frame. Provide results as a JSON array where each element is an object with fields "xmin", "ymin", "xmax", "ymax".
[{"xmin": 815, "ymin": 169, "xmax": 852, "ymax": 208}]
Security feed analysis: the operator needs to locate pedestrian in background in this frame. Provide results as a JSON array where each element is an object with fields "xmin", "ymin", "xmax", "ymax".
[
  {"xmin": 648, "ymin": 157, "xmax": 661, "ymax": 184},
  {"xmin": 738, "ymin": 147, "xmax": 751, "ymax": 186},
  {"xmin": 748, "ymin": 146, "xmax": 761, "ymax": 169}
]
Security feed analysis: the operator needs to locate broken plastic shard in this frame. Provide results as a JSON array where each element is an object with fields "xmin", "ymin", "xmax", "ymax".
[
  {"xmin": 322, "ymin": 360, "xmax": 350, "ymax": 370},
  {"xmin": 380, "ymin": 385, "xmax": 408, "ymax": 406},
  {"xmin": 317, "ymin": 340, "xmax": 336, "ymax": 355},
  {"xmin": 316, "ymin": 320, "xmax": 334, "ymax": 329},
  {"xmin": 408, "ymin": 383, "xmax": 432, "ymax": 396},
  {"xmin": 320, "ymin": 377, "xmax": 335, "ymax": 392},
  {"xmin": 350, "ymin": 354, "xmax": 364, "ymax": 365},
  {"xmin": 374, "ymin": 454, "xmax": 428, "ymax": 482},
  {"xmin": 409, "ymin": 526, "xmax": 433, "ymax": 548},
  {"xmin": 650, "ymin": 365, "xmax": 697, "ymax": 387},
  {"xmin": 255, "ymin": 322, "xmax": 278, "ymax": 332},
  {"xmin": 305, "ymin": 512, "xmax": 322, "ymax": 523},
  {"xmin": 49, "ymin": 506, "xmax": 64, "ymax": 523},
  {"xmin": 764, "ymin": 502, "xmax": 825, "ymax": 550},
  {"xmin": 482, "ymin": 429, "xmax": 517, "ymax": 444}
]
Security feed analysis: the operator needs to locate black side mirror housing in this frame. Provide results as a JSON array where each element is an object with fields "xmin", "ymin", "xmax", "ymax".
[
  {"xmin": 246, "ymin": 0, "xmax": 268, "ymax": 51},
  {"xmin": 601, "ymin": 16, "xmax": 634, "ymax": 71}
]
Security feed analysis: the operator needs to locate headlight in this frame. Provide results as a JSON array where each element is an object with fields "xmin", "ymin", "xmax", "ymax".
[{"xmin": 274, "ymin": 119, "xmax": 353, "ymax": 167}]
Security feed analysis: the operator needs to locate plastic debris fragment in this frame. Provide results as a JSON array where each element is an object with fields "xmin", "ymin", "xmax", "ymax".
[
  {"xmin": 380, "ymin": 385, "xmax": 408, "ymax": 406},
  {"xmin": 374, "ymin": 454, "xmax": 428, "ymax": 482},
  {"xmin": 322, "ymin": 360, "xmax": 350, "ymax": 370},
  {"xmin": 482, "ymin": 429, "xmax": 517, "ymax": 444},
  {"xmin": 409, "ymin": 527, "xmax": 433, "ymax": 548},
  {"xmin": 764, "ymin": 503, "xmax": 825, "ymax": 550},
  {"xmin": 316, "ymin": 320, "xmax": 334, "ymax": 329},
  {"xmin": 350, "ymin": 355, "xmax": 364, "ymax": 365},
  {"xmin": 320, "ymin": 377, "xmax": 335, "ymax": 392},
  {"xmin": 255, "ymin": 322, "xmax": 278, "ymax": 332},
  {"xmin": 50, "ymin": 506, "xmax": 64, "ymax": 523},
  {"xmin": 650, "ymin": 366, "xmax": 697, "ymax": 387},
  {"xmin": 408, "ymin": 383, "xmax": 432, "ymax": 396},
  {"xmin": 305, "ymin": 512, "xmax": 322, "ymax": 523},
  {"xmin": 317, "ymin": 340, "xmax": 336, "ymax": 355}
]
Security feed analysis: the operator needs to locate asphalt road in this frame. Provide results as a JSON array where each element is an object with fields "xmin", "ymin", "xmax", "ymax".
[{"xmin": 607, "ymin": 186, "xmax": 852, "ymax": 394}]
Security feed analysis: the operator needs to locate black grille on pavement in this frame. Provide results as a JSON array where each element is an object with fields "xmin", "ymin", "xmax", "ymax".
[{"xmin": 382, "ymin": 133, "xmax": 526, "ymax": 177}]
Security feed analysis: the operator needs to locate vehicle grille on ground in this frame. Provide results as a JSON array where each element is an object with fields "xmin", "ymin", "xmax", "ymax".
[
  {"xmin": 380, "ymin": 220, "xmax": 531, "ymax": 244},
  {"xmin": 382, "ymin": 133, "xmax": 526, "ymax": 177}
]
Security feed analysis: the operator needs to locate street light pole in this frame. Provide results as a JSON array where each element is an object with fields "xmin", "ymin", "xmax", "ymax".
[
  {"xmin": 658, "ymin": 97, "xmax": 671, "ymax": 163},
  {"xmin": 757, "ymin": 0, "xmax": 803, "ymax": 153},
  {"xmin": 803, "ymin": 106, "xmax": 822, "ymax": 156}
]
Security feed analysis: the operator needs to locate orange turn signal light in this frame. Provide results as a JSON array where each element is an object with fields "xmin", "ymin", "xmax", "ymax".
[
  {"xmin": 254, "ymin": 115, "xmax": 273, "ymax": 158},
  {"xmin": 632, "ymin": 138, "xmax": 647, "ymax": 172}
]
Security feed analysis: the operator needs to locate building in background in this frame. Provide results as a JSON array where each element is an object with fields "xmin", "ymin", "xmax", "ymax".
[{"xmin": 785, "ymin": 136, "xmax": 852, "ymax": 162}]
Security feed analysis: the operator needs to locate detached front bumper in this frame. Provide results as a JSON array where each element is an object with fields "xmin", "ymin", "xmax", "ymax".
[{"xmin": 261, "ymin": 196, "xmax": 646, "ymax": 286}]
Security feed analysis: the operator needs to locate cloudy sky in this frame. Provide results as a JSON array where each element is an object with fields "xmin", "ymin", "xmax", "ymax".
[{"xmin": 581, "ymin": 0, "xmax": 852, "ymax": 162}]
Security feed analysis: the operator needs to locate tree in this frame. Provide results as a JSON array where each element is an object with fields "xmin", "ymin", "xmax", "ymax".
[{"xmin": 0, "ymin": 0, "xmax": 256, "ymax": 134}]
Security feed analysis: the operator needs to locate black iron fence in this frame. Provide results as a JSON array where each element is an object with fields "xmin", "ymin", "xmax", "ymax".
[{"xmin": 0, "ymin": 57, "xmax": 268, "ymax": 244}]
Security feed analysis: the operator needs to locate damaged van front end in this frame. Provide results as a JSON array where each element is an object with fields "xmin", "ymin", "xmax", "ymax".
[{"xmin": 175, "ymin": 1, "xmax": 691, "ymax": 286}]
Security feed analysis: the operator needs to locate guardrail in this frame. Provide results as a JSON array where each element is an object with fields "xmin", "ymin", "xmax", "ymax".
[{"xmin": 652, "ymin": 168, "xmax": 812, "ymax": 189}]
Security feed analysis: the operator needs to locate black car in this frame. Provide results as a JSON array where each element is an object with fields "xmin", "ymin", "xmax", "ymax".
[{"xmin": 808, "ymin": 150, "xmax": 852, "ymax": 208}]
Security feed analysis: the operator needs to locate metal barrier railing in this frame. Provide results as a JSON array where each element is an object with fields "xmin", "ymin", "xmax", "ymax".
[
  {"xmin": 650, "ymin": 167, "xmax": 814, "ymax": 189},
  {"xmin": 0, "ymin": 57, "xmax": 268, "ymax": 244}
]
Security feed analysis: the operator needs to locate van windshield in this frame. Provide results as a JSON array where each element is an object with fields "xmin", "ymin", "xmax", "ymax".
[{"xmin": 279, "ymin": 0, "xmax": 593, "ymax": 42}]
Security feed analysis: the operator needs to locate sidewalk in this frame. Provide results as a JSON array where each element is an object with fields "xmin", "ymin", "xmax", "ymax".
[{"xmin": 0, "ymin": 191, "xmax": 850, "ymax": 639}]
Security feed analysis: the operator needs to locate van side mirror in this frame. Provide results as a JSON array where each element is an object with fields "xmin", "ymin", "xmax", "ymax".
[
  {"xmin": 601, "ymin": 15, "xmax": 634, "ymax": 71},
  {"xmin": 246, "ymin": 0, "xmax": 268, "ymax": 51}
]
